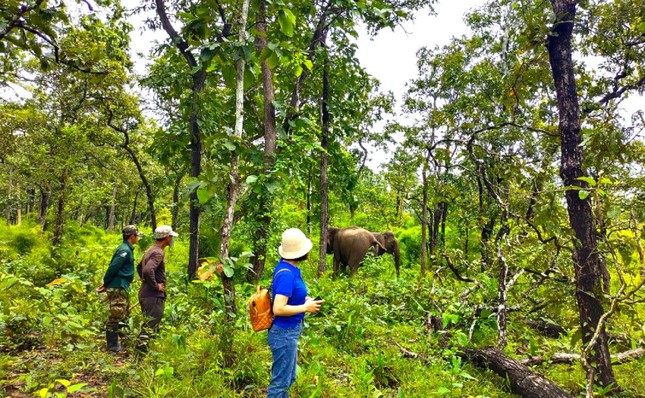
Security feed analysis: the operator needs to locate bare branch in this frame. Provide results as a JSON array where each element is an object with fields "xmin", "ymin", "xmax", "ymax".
[{"xmin": 441, "ymin": 253, "xmax": 475, "ymax": 282}]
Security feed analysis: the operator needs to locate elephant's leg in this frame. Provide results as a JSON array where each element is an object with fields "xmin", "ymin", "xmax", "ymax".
[{"xmin": 348, "ymin": 249, "xmax": 368, "ymax": 276}]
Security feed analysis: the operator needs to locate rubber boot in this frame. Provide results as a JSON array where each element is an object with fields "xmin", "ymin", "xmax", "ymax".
[{"xmin": 106, "ymin": 330, "xmax": 124, "ymax": 352}]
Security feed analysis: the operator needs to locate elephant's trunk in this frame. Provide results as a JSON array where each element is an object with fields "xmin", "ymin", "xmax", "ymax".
[{"xmin": 393, "ymin": 242, "xmax": 401, "ymax": 276}]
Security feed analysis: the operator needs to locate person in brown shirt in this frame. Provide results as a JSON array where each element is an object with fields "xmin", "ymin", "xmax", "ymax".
[{"xmin": 136, "ymin": 225, "xmax": 177, "ymax": 352}]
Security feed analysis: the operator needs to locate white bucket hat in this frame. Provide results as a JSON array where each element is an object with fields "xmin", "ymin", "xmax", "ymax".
[{"xmin": 278, "ymin": 228, "xmax": 313, "ymax": 260}]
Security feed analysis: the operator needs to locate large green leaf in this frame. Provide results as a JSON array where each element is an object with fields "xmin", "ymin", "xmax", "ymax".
[{"xmin": 277, "ymin": 9, "xmax": 296, "ymax": 37}]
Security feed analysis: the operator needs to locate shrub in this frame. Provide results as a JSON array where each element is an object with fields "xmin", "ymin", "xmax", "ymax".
[{"xmin": 9, "ymin": 232, "xmax": 38, "ymax": 255}]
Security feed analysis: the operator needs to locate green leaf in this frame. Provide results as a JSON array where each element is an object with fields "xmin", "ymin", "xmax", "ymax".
[
  {"xmin": 638, "ymin": 21, "xmax": 645, "ymax": 33},
  {"xmin": 155, "ymin": 368, "xmax": 165, "ymax": 376},
  {"xmin": 607, "ymin": 206, "xmax": 621, "ymax": 220},
  {"xmin": 200, "ymin": 47, "xmax": 213, "ymax": 63},
  {"xmin": 267, "ymin": 52, "xmax": 280, "ymax": 70},
  {"xmin": 196, "ymin": 187, "xmax": 210, "ymax": 204},
  {"xmin": 221, "ymin": 64, "xmax": 236, "ymax": 87},
  {"xmin": 576, "ymin": 176, "xmax": 596, "ymax": 186},
  {"xmin": 578, "ymin": 190, "xmax": 590, "ymax": 200},
  {"xmin": 67, "ymin": 383, "xmax": 88, "ymax": 393},
  {"xmin": 56, "ymin": 379, "xmax": 71, "ymax": 388},
  {"xmin": 278, "ymin": 9, "xmax": 295, "ymax": 37},
  {"xmin": 246, "ymin": 175, "xmax": 258, "ymax": 184},
  {"xmin": 223, "ymin": 141, "xmax": 236, "ymax": 151},
  {"xmin": 266, "ymin": 181, "xmax": 279, "ymax": 193},
  {"xmin": 223, "ymin": 264, "xmax": 235, "ymax": 278}
]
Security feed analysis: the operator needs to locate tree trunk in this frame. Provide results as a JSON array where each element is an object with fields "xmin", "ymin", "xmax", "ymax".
[
  {"xmin": 307, "ymin": 166, "xmax": 313, "ymax": 234},
  {"xmin": 461, "ymin": 347, "xmax": 572, "ymax": 398},
  {"xmin": 108, "ymin": 184, "xmax": 117, "ymax": 232},
  {"xmin": 247, "ymin": 0, "xmax": 277, "ymax": 285},
  {"xmin": 220, "ymin": 0, "xmax": 250, "ymax": 318},
  {"xmin": 546, "ymin": 0, "xmax": 616, "ymax": 390},
  {"xmin": 440, "ymin": 201, "xmax": 448, "ymax": 248},
  {"xmin": 15, "ymin": 182, "xmax": 21, "ymax": 225},
  {"xmin": 52, "ymin": 173, "xmax": 68, "ymax": 247},
  {"xmin": 420, "ymin": 158, "xmax": 429, "ymax": 276},
  {"xmin": 38, "ymin": 186, "xmax": 50, "ymax": 231},
  {"xmin": 154, "ymin": 0, "xmax": 205, "ymax": 280},
  {"xmin": 6, "ymin": 166, "xmax": 13, "ymax": 225},
  {"xmin": 26, "ymin": 187, "xmax": 35, "ymax": 216},
  {"xmin": 281, "ymin": 2, "xmax": 331, "ymax": 136},
  {"xmin": 171, "ymin": 171, "xmax": 183, "ymax": 231},
  {"xmin": 130, "ymin": 188, "xmax": 140, "ymax": 225},
  {"xmin": 318, "ymin": 46, "xmax": 330, "ymax": 278}
]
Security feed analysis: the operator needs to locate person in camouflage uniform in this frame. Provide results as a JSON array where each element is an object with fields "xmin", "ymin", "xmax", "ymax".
[{"xmin": 98, "ymin": 225, "xmax": 142, "ymax": 352}]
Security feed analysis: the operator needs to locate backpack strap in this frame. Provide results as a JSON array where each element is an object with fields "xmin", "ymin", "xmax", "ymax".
[
  {"xmin": 271, "ymin": 268, "xmax": 292, "ymax": 289},
  {"xmin": 270, "ymin": 268, "xmax": 292, "ymax": 302}
]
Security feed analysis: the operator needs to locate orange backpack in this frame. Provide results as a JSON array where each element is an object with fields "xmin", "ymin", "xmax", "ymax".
[{"xmin": 249, "ymin": 268, "xmax": 290, "ymax": 332}]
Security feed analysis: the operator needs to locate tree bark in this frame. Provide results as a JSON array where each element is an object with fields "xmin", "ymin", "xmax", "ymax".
[
  {"xmin": 38, "ymin": 186, "xmax": 50, "ymax": 231},
  {"xmin": 525, "ymin": 319, "xmax": 567, "ymax": 338},
  {"xmin": 154, "ymin": 0, "xmax": 206, "ymax": 280},
  {"xmin": 318, "ymin": 45, "xmax": 330, "ymax": 278},
  {"xmin": 247, "ymin": 0, "xmax": 277, "ymax": 284},
  {"xmin": 420, "ymin": 157, "xmax": 429, "ymax": 276},
  {"xmin": 220, "ymin": 0, "xmax": 250, "ymax": 317},
  {"xmin": 129, "ymin": 187, "xmax": 140, "ymax": 225},
  {"xmin": 26, "ymin": 187, "xmax": 35, "ymax": 216},
  {"xmin": 6, "ymin": 166, "xmax": 13, "ymax": 225},
  {"xmin": 108, "ymin": 118, "xmax": 158, "ymax": 233},
  {"xmin": 461, "ymin": 347, "xmax": 572, "ymax": 398},
  {"xmin": 171, "ymin": 171, "xmax": 183, "ymax": 231},
  {"xmin": 522, "ymin": 348, "xmax": 645, "ymax": 367},
  {"xmin": 546, "ymin": 0, "xmax": 616, "ymax": 389},
  {"xmin": 52, "ymin": 173, "xmax": 68, "ymax": 247},
  {"xmin": 281, "ymin": 0, "xmax": 332, "ymax": 136},
  {"xmin": 108, "ymin": 184, "xmax": 117, "ymax": 232},
  {"xmin": 15, "ymin": 182, "xmax": 21, "ymax": 225}
]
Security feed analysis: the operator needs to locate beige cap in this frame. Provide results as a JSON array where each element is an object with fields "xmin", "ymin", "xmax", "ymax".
[{"xmin": 154, "ymin": 225, "xmax": 179, "ymax": 239}]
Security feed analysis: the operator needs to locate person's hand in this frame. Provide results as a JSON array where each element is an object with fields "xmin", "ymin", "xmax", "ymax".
[
  {"xmin": 304, "ymin": 298, "xmax": 324, "ymax": 313},
  {"xmin": 96, "ymin": 285, "xmax": 106, "ymax": 293},
  {"xmin": 158, "ymin": 283, "xmax": 165, "ymax": 292}
]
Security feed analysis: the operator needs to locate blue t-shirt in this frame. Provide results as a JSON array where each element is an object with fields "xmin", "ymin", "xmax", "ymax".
[{"xmin": 271, "ymin": 259, "xmax": 308, "ymax": 329}]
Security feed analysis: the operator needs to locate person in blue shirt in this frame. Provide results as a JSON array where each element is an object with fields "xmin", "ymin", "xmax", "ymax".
[{"xmin": 268, "ymin": 228, "xmax": 324, "ymax": 398}]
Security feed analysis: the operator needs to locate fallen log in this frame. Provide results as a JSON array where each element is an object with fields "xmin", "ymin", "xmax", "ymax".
[
  {"xmin": 524, "ymin": 319, "xmax": 567, "ymax": 338},
  {"xmin": 521, "ymin": 347, "xmax": 645, "ymax": 367},
  {"xmin": 461, "ymin": 347, "xmax": 572, "ymax": 398}
]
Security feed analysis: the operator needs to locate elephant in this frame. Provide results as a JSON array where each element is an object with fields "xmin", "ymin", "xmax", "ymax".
[
  {"xmin": 371, "ymin": 231, "xmax": 401, "ymax": 277},
  {"xmin": 326, "ymin": 226, "xmax": 387, "ymax": 276}
]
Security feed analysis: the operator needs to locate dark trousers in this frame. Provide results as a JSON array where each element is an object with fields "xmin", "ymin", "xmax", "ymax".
[{"xmin": 138, "ymin": 296, "xmax": 165, "ymax": 340}]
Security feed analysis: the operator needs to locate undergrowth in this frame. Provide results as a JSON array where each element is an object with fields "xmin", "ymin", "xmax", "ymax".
[{"xmin": 0, "ymin": 222, "xmax": 643, "ymax": 397}]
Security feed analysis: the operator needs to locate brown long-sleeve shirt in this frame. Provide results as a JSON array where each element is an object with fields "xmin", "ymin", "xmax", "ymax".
[{"xmin": 138, "ymin": 245, "xmax": 166, "ymax": 299}]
